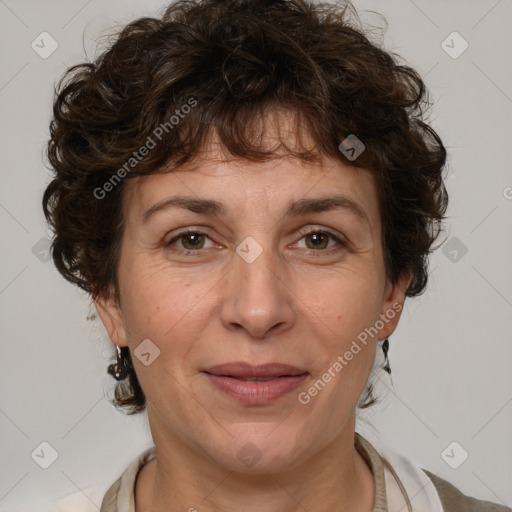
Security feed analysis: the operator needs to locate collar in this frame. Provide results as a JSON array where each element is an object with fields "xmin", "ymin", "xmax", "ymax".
[{"xmin": 100, "ymin": 432, "xmax": 434, "ymax": 512}]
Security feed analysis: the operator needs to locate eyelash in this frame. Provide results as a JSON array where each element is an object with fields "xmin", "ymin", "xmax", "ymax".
[{"xmin": 164, "ymin": 228, "xmax": 347, "ymax": 257}]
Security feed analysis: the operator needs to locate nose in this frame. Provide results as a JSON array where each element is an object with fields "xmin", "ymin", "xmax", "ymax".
[{"xmin": 219, "ymin": 238, "xmax": 296, "ymax": 340}]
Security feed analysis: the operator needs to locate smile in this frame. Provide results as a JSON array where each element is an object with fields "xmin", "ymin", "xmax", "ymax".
[{"xmin": 202, "ymin": 372, "xmax": 309, "ymax": 404}]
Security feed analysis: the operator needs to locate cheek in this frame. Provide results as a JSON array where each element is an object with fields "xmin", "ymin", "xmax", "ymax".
[
  {"xmin": 118, "ymin": 266, "xmax": 220, "ymax": 402},
  {"xmin": 302, "ymin": 313, "xmax": 377, "ymax": 429},
  {"xmin": 297, "ymin": 274, "xmax": 381, "ymax": 398},
  {"xmin": 298, "ymin": 268, "xmax": 383, "ymax": 338},
  {"xmin": 119, "ymin": 252, "xmax": 211, "ymax": 336}
]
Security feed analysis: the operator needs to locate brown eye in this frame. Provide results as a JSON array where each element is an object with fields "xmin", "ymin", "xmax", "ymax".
[
  {"xmin": 180, "ymin": 232, "xmax": 206, "ymax": 250},
  {"xmin": 304, "ymin": 232, "xmax": 330, "ymax": 250},
  {"xmin": 165, "ymin": 230, "xmax": 214, "ymax": 252},
  {"xmin": 295, "ymin": 229, "xmax": 347, "ymax": 256}
]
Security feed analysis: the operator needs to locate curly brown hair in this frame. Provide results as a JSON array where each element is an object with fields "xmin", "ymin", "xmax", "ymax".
[{"xmin": 42, "ymin": 0, "xmax": 448, "ymax": 414}]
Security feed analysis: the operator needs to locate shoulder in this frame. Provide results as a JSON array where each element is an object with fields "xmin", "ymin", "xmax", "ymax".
[
  {"xmin": 363, "ymin": 435, "xmax": 511, "ymax": 512},
  {"xmin": 34, "ymin": 446, "xmax": 156, "ymax": 512},
  {"xmin": 32, "ymin": 485, "xmax": 107, "ymax": 512},
  {"xmin": 422, "ymin": 469, "xmax": 512, "ymax": 512}
]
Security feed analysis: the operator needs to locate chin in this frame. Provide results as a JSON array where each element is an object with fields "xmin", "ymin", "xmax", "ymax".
[{"xmin": 205, "ymin": 422, "xmax": 310, "ymax": 474}]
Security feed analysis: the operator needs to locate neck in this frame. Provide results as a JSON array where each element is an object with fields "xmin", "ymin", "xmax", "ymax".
[{"xmin": 135, "ymin": 413, "xmax": 375, "ymax": 512}]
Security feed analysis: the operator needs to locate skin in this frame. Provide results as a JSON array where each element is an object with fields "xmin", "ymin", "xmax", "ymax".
[{"xmin": 95, "ymin": 111, "xmax": 411, "ymax": 512}]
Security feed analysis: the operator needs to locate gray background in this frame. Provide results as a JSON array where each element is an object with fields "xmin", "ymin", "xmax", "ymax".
[{"xmin": 0, "ymin": 0, "xmax": 511, "ymax": 510}]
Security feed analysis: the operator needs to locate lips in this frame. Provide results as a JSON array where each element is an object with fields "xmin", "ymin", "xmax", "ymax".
[
  {"xmin": 202, "ymin": 362, "xmax": 309, "ymax": 404},
  {"xmin": 203, "ymin": 362, "xmax": 308, "ymax": 379}
]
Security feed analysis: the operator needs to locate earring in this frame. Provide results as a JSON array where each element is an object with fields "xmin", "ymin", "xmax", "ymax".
[
  {"xmin": 108, "ymin": 344, "xmax": 130, "ymax": 381},
  {"xmin": 381, "ymin": 337, "xmax": 391, "ymax": 374}
]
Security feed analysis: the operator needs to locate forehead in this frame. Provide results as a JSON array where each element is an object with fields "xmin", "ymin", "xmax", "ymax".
[
  {"xmin": 121, "ymin": 112, "xmax": 380, "ymax": 230},
  {"xmin": 121, "ymin": 159, "xmax": 379, "ymax": 243}
]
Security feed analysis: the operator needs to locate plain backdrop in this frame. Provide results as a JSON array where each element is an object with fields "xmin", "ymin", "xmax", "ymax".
[{"xmin": 0, "ymin": 0, "xmax": 511, "ymax": 510}]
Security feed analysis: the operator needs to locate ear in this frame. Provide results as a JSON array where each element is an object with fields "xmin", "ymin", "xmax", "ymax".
[
  {"xmin": 94, "ymin": 289, "xmax": 128, "ymax": 348},
  {"xmin": 376, "ymin": 269, "xmax": 412, "ymax": 341}
]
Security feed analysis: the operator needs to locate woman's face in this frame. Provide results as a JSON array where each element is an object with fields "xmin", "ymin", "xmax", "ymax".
[{"xmin": 96, "ymin": 123, "xmax": 410, "ymax": 473}]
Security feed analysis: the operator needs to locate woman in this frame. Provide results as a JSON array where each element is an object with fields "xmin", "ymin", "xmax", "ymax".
[{"xmin": 41, "ymin": 0, "xmax": 511, "ymax": 510}]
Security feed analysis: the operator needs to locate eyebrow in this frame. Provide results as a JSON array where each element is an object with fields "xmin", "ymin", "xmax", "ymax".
[{"xmin": 141, "ymin": 195, "xmax": 369, "ymax": 225}]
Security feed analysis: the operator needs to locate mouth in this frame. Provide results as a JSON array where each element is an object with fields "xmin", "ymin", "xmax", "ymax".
[
  {"xmin": 201, "ymin": 362, "xmax": 309, "ymax": 404},
  {"xmin": 224, "ymin": 376, "xmax": 287, "ymax": 382}
]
